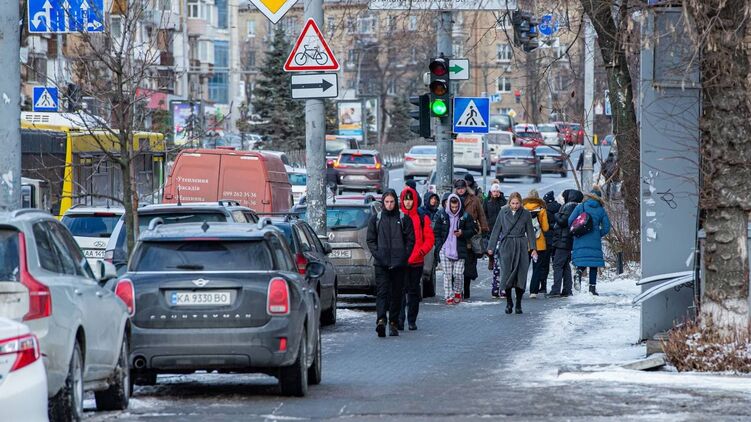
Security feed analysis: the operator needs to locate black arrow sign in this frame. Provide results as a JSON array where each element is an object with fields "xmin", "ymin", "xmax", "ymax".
[{"xmin": 291, "ymin": 78, "xmax": 333, "ymax": 92}]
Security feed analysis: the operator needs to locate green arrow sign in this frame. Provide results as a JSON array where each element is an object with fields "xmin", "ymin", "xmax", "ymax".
[
  {"xmin": 449, "ymin": 64, "xmax": 464, "ymax": 74},
  {"xmin": 448, "ymin": 59, "xmax": 469, "ymax": 80}
]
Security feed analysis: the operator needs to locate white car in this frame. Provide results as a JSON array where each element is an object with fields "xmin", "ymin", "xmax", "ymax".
[
  {"xmin": 537, "ymin": 123, "xmax": 561, "ymax": 146},
  {"xmin": 486, "ymin": 131, "xmax": 514, "ymax": 164},
  {"xmin": 514, "ymin": 123, "xmax": 538, "ymax": 134},
  {"xmin": 61, "ymin": 206, "xmax": 123, "ymax": 276},
  {"xmin": 404, "ymin": 145, "xmax": 437, "ymax": 179},
  {"xmin": 288, "ymin": 169, "xmax": 307, "ymax": 204},
  {"xmin": 0, "ymin": 317, "xmax": 48, "ymax": 422}
]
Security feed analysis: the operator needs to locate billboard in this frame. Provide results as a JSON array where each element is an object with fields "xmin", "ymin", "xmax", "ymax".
[
  {"xmin": 171, "ymin": 100, "xmax": 202, "ymax": 146},
  {"xmin": 337, "ymin": 100, "xmax": 363, "ymax": 140}
]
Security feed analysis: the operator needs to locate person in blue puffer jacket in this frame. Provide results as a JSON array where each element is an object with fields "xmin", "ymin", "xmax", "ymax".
[{"xmin": 567, "ymin": 186, "xmax": 611, "ymax": 295}]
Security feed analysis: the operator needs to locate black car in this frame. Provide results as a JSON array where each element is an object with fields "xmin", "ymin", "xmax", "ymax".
[
  {"xmin": 263, "ymin": 216, "xmax": 338, "ymax": 326},
  {"xmin": 121, "ymin": 221, "xmax": 324, "ymax": 397}
]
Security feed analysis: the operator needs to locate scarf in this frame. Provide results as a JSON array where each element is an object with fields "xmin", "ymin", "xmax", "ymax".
[{"xmin": 443, "ymin": 193, "xmax": 463, "ymax": 260}]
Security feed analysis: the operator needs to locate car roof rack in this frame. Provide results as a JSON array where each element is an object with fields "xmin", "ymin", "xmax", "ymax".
[
  {"xmin": 147, "ymin": 217, "xmax": 165, "ymax": 231},
  {"xmin": 256, "ymin": 216, "xmax": 275, "ymax": 230},
  {"xmin": 218, "ymin": 199, "xmax": 242, "ymax": 207}
]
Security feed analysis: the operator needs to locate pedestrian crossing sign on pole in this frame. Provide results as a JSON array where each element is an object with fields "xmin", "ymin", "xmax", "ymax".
[
  {"xmin": 32, "ymin": 86, "xmax": 59, "ymax": 112},
  {"xmin": 452, "ymin": 97, "xmax": 489, "ymax": 134}
]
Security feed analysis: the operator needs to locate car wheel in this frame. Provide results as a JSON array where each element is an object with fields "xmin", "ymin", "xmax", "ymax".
[
  {"xmin": 321, "ymin": 284, "xmax": 337, "ymax": 326},
  {"xmin": 95, "ymin": 333, "xmax": 130, "ymax": 411},
  {"xmin": 133, "ymin": 371, "xmax": 157, "ymax": 386},
  {"xmin": 49, "ymin": 341, "xmax": 84, "ymax": 422},
  {"xmin": 307, "ymin": 328, "xmax": 322, "ymax": 386},
  {"xmin": 279, "ymin": 328, "xmax": 309, "ymax": 397}
]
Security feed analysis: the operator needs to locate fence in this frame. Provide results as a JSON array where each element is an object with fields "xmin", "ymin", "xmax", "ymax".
[{"xmin": 286, "ymin": 140, "xmax": 425, "ymax": 169}]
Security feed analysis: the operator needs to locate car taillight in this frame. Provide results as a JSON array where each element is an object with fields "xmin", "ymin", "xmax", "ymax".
[
  {"xmin": 18, "ymin": 233, "xmax": 51, "ymax": 322},
  {"xmin": 0, "ymin": 334, "xmax": 40, "ymax": 372},
  {"xmin": 115, "ymin": 279, "xmax": 136, "ymax": 317},
  {"xmin": 405, "ymin": 156, "xmax": 416, "ymax": 161},
  {"xmin": 295, "ymin": 253, "xmax": 308, "ymax": 275},
  {"xmin": 267, "ymin": 278, "xmax": 290, "ymax": 316}
]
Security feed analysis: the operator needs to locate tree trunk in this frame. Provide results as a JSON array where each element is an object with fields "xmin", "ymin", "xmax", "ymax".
[
  {"xmin": 687, "ymin": 0, "xmax": 751, "ymax": 331},
  {"xmin": 580, "ymin": 0, "xmax": 641, "ymax": 241}
]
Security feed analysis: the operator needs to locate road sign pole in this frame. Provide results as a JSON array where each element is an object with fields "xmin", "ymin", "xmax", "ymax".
[
  {"xmin": 303, "ymin": 0, "xmax": 327, "ymax": 235},
  {"xmin": 582, "ymin": 16, "xmax": 595, "ymax": 193},
  {"xmin": 435, "ymin": 11, "xmax": 453, "ymax": 196},
  {"xmin": 0, "ymin": 0, "xmax": 21, "ymax": 211}
]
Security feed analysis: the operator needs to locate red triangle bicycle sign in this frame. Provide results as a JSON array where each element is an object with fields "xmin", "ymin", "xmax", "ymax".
[{"xmin": 284, "ymin": 18, "xmax": 340, "ymax": 72}]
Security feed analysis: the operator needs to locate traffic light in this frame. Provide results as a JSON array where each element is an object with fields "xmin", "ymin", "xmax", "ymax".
[
  {"xmin": 526, "ymin": 16, "xmax": 540, "ymax": 52},
  {"xmin": 428, "ymin": 57, "xmax": 450, "ymax": 118},
  {"xmin": 409, "ymin": 94, "xmax": 431, "ymax": 138},
  {"xmin": 512, "ymin": 11, "xmax": 540, "ymax": 53}
]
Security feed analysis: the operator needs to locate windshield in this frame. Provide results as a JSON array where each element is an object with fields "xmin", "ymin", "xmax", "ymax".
[
  {"xmin": 409, "ymin": 146, "xmax": 436, "ymax": 155},
  {"xmin": 537, "ymin": 124, "xmax": 556, "ymax": 132},
  {"xmin": 326, "ymin": 139, "xmax": 350, "ymax": 156},
  {"xmin": 517, "ymin": 131, "xmax": 541, "ymax": 139},
  {"xmin": 289, "ymin": 173, "xmax": 307, "ymax": 186},
  {"xmin": 502, "ymin": 149, "xmax": 534, "ymax": 158},
  {"xmin": 131, "ymin": 240, "xmax": 273, "ymax": 272},
  {"xmin": 489, "ymin": 115, "xmax": 512, "ymax": 131},
  {"xmin": 0, "ymin": 229, "xmax": 20, "ymax": 281},
  {"xmin": 570, "ymin": 123, "xmax": 581, "ymax": 131},
  {"xmin": 535, "ymin": 147, "xmax": 559, "ymax": 155},
  {"xmin": 299, "ymin": 206, "xmax": 373, "ymax": 230},
  {"xmin": 62, "ymin": 214, "xmax": 121, "ymax": 238},
  {"xmin": 339, "ymin": 154, "xmax": 376, "ymax": 165},
  {"xmin": 487, "ymin": 133, "xmax": 512, "ymax": 145}
]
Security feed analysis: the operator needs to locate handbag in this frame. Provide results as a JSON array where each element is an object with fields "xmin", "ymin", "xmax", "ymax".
[
  {"xmin": 470, "ymin": 232, "xmax": 484, "ymax": 255},
  {"xmin": 570, "ymin": 210, "xmax": 593, "ymax": 237}
]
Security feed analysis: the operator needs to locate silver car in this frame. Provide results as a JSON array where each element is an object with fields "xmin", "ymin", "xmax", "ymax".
[
  {"xmin": 0, "ymin": 210, "xmax": 131, "ymax": 421},
  {"xmin": 404, "ymin": 145, "xmax": 437, "ymax": 179}
]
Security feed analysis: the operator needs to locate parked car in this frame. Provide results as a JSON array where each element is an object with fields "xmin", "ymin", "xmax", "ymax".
[
  {"xmin": 536, "ymin": 123, "xmax": 561, "ymax": 146},
  {"xmin": 288, "ymin": 169, "xmax": 307, "ymax": 205},
  {"xmin": 0, "ymin": 209, "xmax": 131, "ymax": 420},
  {"xmin": 534, "ymin": 146, "xmax": 568, "ymax": 177},
  {"xmin": 496, "ymin": 147, "xmax": 542, "ymax": 183},
  {"xmin": 61, "ymin": 205, "xmax": 124, "ymax": 274},
  {"xmin": 294, "ymin": 198, "xmax": 381, "ymax": 295},
  {"xmin": 514, "ymin": 123, "xmax": 538, "ymax": 134},
  {"xmin": 424, "ymin": 167, "xmax": 472, "ymax": 197},
  {"xmin": 404, "ymin": 145, "xmax": 437, "ymax": 179},
  {"xmin": 105, "ymin": 202, "xmax": 258, "ymax": 275},
  {"xmin": 162, "ymin": 148, "xmax": 292, "ymax": 212},
  {"xmin": 568, "ymin": 122, "xmax": 584, "ymax": 145},
  {"xmin": 486, "ymin": 131, "xmax": 514, "ymax": 164},
  {"xmin": 0, "ymin": 317, "xmax": 47, "ymax": 422},
  {"xmin": 515, "ymin": 130, "xmax": 545, "ymax": 148},
  {"xmin": 488, "ymin": 114, "xmax": 517, "ymax": 138},
  {"xmin": 334, "ymin": 150, "xmax": 389, "ymax": 194},
  {"xmin": 453, "ymin": 134, "xmax": 484, "ymax": 171},
  {"xmin": 263, "ymin": 217, "xmax": 338, "ymax": 326},
  {"xmin": 122, "ymin": 221, "xmax": 324, "ymax": 397}
]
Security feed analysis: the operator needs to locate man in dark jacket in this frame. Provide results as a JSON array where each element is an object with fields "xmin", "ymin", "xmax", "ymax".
[
  {"xmin": 548, "ymin": 189, "xmax": 584, "ymax": 297},
  {"xmin": 536, "ymin": 190, "xmax": 560, "ymax": 294},
  {"xmin": 419, "ymin": 192, "xmax": 441, "ymax": 221},
  {"xmin": 366, "ymin": 189, "xmax": 416, "ymax": 337}
]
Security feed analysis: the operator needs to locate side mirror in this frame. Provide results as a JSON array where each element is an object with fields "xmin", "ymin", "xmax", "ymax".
[
  {"xmin": 322, "ymin": 241, "xmax": 333, "ymax": 255},
  {"xmin": 305, "ymin": 261, "xmax": 326, "ymax": 279},
  {"xmin": 97, "ymin": 260, "xmax": 118, "ymax": 283}
]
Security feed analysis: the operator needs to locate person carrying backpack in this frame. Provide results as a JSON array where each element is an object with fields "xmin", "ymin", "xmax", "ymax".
[
  {"xmin": 366, "ymin": 189, "xmax": 416, "ymax": 337},
  {"xmin": 397, "ymin": 186, "xmax": 435, "ymax": 331},
  {"xmin": 434, "ymin": 194, "xmax": 475, "ymax": 304},
  {"xmin": 548, "ymin": 189, "xmax": 583, "ymax": 297},
  {"xmin": 523, "ymin": 190, "xmax": 550, "ymax": 298},
  {"xmin": 568, "ymin": 186, "xmax": 611, "ymax": 296}
]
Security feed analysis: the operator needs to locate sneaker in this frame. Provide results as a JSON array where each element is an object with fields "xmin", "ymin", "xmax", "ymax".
[
  {"xmin": 529, "ymin": 293, "xmax": 538, "ymax": 299},
  {"xmin": 574, "ymin": 269, "xmax": 583, "ymax": 292},
  {"xmin": 589, "ymin": 284, "xmax": 599, "ymax": 296},
  {"xmin": 491, "ymin": 289, "xmax": 500, "ymax": 298},
  {"xmin": 561, "ymin": 292, "xmax": 571, "ymax": 297},
  {"xmin": 397, "ymin": 323, "xmax": 405, "ymax": 331},
  {"xmin": 499, "ymin": 291, "xmax": 507, "ymax": 298},
  {"xmin": 389, "ymin": 322, "xmax": 399, "ymax": 336},
  {"xmin": 445, "ymin": 298, "xmax": 455, "ymax": 305},
  {"xmin": 454, "ymin": 293, "xmax": 462, "ymax": 304},
  {"xmin": 546, "ymin": 293, "xmax": 561, "ymax": 298},
  {"xmin": 376, "ymin": 319, "xmax": 386, "ymax": 338}
]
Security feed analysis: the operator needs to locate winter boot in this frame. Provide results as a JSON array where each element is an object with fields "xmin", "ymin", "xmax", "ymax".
[
  {"xmin": 514, "ymin": 288, "xmax": 523, "ymax": 314},
  {"xmin": 376, "ymin": 319, "xmax": 386, "ymax": 338},
  {"xmin": 574, "ymin": 268, "xmax": 584, "ymax": 292},
  {"xmin": 389, "ymin": 322, "xmax": 399, "ymax": 336},
  {"xmin": 589, "ymin": 284, "xmax": 599, "ymax": 296},
  {"xmin": 504, "ymin": 289, "xmax": 513, "ymax": 314},
  {"xmin": 408, "ymin": 323, "xmax": 417, "ymax": 331}
]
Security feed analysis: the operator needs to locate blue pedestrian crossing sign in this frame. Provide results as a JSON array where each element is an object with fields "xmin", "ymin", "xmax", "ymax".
[
  {"xmin": 28, "ymin": 0, "xmax": 105, "ymax": 34},
  {"xmin": 453, "ymin": 97, "xmax": 490, "ymax": 134},
  {"xmin": 33, "ymin": 87, "xmax": 59, "ymax": 112}
]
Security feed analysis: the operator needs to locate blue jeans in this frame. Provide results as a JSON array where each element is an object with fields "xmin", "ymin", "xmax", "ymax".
[{"xmin": 577, "ymin": 267, "xmax": 598, "ymax": 285}]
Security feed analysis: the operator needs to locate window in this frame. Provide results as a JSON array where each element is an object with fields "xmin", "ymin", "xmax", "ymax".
[
  {"xmin": 357, "ymin": 16, "xmax": 376, "ymax": 34},
  {"xmin": 209, "ymin": 73, "xmax": 228, "ymax": 103},
  {"xmin": 159, "ymin": 0, "xmax": 171, "ymax": 10},
  {"xmin": 268, "ymin": 237, "xmax": 294, "ymax": 271},
  {"xmin": 246, "ymin": 20, "xmax": 256, "ymax": 37},
  {"xmin": 216, "ymin": 0, "xmax": 227, "ymax": 29},
  {"xmin": 295, "ymin": 226, "xmax": 312, "ymax": 252},
  {"xmin": 497, "ymin": 76, "xmax": 511, "ymax": 93},
  {"xmin": 198, "ymin": 39, "xmax": 213, "ymax": 63},
  {"xmin": 111, "ymin": 15, "xmax": 123, "ymax": 39},
  {"xmin": 132, "ymin": 240, "xmax": 273, "ymax": 272},
  {"xmin": 496, "ymin": 44, "xmax": 512, "ymax": 63},
  {"xmin": 187, "ymin": 0, "xmax": 199, "ymax": 18},
  {"xmin": 347, "ymin": 49, "xmax": 357, "ymax": 65},
  {"xmin": 231, "ymin": 211, "xmax": 248, "ymax": 223},
  {"xmin": 0, "ymin": 230, "xmax": 20, "ymax": 281},
  {"xmin": 303, "ymin": 225, "xmax": 325, "ymax": 254},
  {"xmin": 452, "ymin": 44, "xmax": 463, "ymax": 58},
  {"xmin": 388, "ymin": 16, "xmax": 397, "ymax": 32},
  {"xmin": 408, "ymin": 16, "xmax": 418, "ymax": 31},
  {"xmin": 33, "ymin": 224, "xmax": 61, "ymax": 273},
  {"xmin": 214, "ymin": 40, "xmax": 228, "ymax": 69},
  {"xmin": 387, "ymin": 79, "xmax": 396, "ymax": 95},
  {"xmin": 246, "ymin": 50, "xmax": 256, "ymax": 68},
  {"xmin": 61, "ymin": 214, "xmax": 121, "ymax": 237},
  {"xmin": 46, "ymin": 223, "xmax": 82, "ymax": 276},
  {"xmin": 327, "ymin": 17, "xmax": 336, "ymax": 35},
  {"xmin": 410, "ymin": 47, "xmax": 417, "ymax": 63},
  {"xmin": 201, "ymin": 0, "xmax": 213, "ymax": 22},
  {"xmin": 346, "ymin": 17, "xmax": 355, "ymax": 34},
  {"xmin": 27, "ymin": 55, "xmax": 47, "ymax": 83}
]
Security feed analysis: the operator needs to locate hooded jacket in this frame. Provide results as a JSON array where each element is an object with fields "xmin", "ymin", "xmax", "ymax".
[
  {"xmin": 523, "ymin": 197, "xmax": 550, "ymax": 251},
  {"xmin": 419, "ymin": 192, "xmax": 441, "ymax": 221},
  {"xmin": 433, "ymin": 194, "xmax": 475, "ymax": 261},
  {"xmin": 568, "ymin": 193, "xmax": 611, "ymax": 267},
  {"xmin": 543, "ymin": 191, "xmax": 561, "ymax": 248},
  {"xmin": 553, "ymin": 189, "xmax": 584, "ymax": 250},
  {"xmin": 400, "ymin": 187, "xmax": 435, "ymax": 266},
  {"xmin": 366, "ymin": 189, "xmax": 416, "ymax": 268}
]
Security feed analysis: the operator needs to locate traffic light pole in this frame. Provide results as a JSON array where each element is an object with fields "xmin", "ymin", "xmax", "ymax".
[
  {"xmin": 303, "ymin": 0, "xmax": 327, "ymax": 236},
  {"xmin": 0, "ymin": 0, "xmax": 21, "ymax": 211},
  {"xmin": 435, "ymin": 11, "xmax": 453, "ymax": 196}
]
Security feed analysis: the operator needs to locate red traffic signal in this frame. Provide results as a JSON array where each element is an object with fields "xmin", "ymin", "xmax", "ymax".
[{"xmin": 429, "ymin": 58, "xmax": 448, "ymax": 76}]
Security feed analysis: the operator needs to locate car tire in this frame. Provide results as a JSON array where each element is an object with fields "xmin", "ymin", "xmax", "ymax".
[
  {"xmin": 95, "ymin": 333, "xmax": 130, "ymax": 411},
  {"xmin": 279, "ymin": 328, "xmax": 309, "ymax": 397},
  {"xmin": 307, "ymin": 328, "xmax": 322, "ymax": 386},
  {"xmin": 49, "ymin": 341, "xmax": 84, "ymax": 422},
  {"xmin": 321, "ymin": 285, "xmax": 337, "ymax": 326},
  {"xmin": 133, "ymin": 371, "xmax": 157, "ymax": 386}
]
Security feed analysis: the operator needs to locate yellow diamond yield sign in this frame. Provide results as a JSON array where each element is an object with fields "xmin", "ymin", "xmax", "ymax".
[{"xmin": 250, "ymin": 0, "xmax": 298, "ymax": 23}]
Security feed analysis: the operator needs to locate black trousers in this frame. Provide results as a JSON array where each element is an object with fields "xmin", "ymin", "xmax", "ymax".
[
  {"xmin": 550, "ymin": 248, "xmax": 572, "ymax": 295},
  {"xmin": 399, "ymin": 265, "xmax": 423, "ymax": 326},
  {"xmin": 529, "ymin": 248, "xmax": 552, "ymax": 294},
  {"xmin": 374, "ymin": 266, "xmax": 404, "ymax": 324},
  {"xmin": 463, "ymin": 253, "xmax": 478, "ymax": 299}
]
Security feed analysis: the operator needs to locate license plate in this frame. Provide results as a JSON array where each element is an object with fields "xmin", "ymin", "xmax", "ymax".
[
  {"xmin": 169, "ymin": 290, "xmax": 232, "ymax": 306},
  {"xmin": 418, "ymin": 159, "xmax": 431, "ymax": 164},
  {"xmin": 83, "ymin": 249, "xmax": 105, "ymax": 259},
  {"xmin": 349, "ymin": 175, "xmax": 368, "ymax": 181},
  {"xmin": 542, "ymin": 157, "xmax": 555, "ymax": 163},
  {"xmin": 329, "ymin": 249, "xmax": 352, "ymax": 259},
  {"xmin": 511, "ymin": 160, "xmax": 525, "ymax": 166}
]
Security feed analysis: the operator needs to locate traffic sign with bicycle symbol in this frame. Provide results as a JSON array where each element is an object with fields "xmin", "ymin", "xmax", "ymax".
[
  {"xmin": 294, "ymin": 45, "xmax": 330, "ymax": 67},
  {"xmin": 285, "ymin": 18, "xmax": 339, "ymax": 71}
]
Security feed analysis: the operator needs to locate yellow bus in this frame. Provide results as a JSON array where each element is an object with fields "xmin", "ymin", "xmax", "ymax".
[{"xmin": 21, "ymin": 112, "xmax": 166, "ymax": 217}]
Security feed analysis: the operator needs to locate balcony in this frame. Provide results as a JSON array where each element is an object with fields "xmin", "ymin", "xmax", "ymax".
[{"xmin": 160, "ymin": 51, "xmax": 175, "ymax": 66}]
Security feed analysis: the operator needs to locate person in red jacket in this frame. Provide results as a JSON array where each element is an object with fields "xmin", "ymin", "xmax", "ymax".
[{"xmin": 398, "ymin": 186, "xmax": 435, "ymax": 331}]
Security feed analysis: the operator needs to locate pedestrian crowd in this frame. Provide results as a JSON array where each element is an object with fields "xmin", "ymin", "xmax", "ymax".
[{"xmin": 366, "ymin": 173, "xmax": 611, "ymax": 338}]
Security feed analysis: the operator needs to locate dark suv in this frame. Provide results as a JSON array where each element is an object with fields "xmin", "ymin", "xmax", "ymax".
[
  {"xmin": 333, "ymin": 149, "xmax": 389, "ymax": 194},
  {"xmin": 105, "ymin": 202, "xmax": 258, "ymax": 274},
  {"xmin": 122, "ymin": 221, "xmax": 324, "ymax": 396}
]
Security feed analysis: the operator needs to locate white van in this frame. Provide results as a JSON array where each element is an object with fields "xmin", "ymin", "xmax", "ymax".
[
  {"xmin": 486, "ymin": 131, "xmax": 514, "ymax": 164},
  {"xmin": 453, "ymin": 134, "xmax": 484, "ymax": 171}
]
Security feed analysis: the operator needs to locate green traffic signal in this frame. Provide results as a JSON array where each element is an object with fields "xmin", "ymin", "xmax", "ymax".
[{"xmin": 431, "ymin": 99, "xmax": 448, "ymax": 117}]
